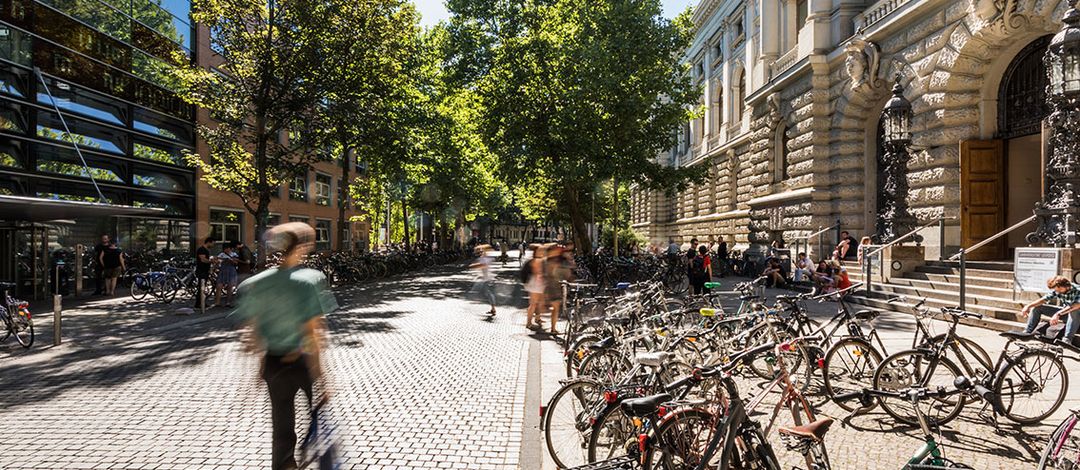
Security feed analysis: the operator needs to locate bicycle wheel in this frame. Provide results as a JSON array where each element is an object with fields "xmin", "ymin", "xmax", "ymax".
[
  {"xmin": 587, "ymin": 404, "xmax": 636, "ymax": 463},
  {"xmin": 566, "ymin": 333, "xmax": 602, "ymax": 378},
  {"xmin": 153, "ymin": 276, "xmax": 178, "ymax": 303},
  {"xmin": 12, "ymin": 307, "xmax": 33, "ymax": 348},
  {"xmin": 823, "ymin": 337, "xmax": 883, "ymax": 412},
  {"xmin": 996, "ymin": 349, "xmax": 1068, "ymax": 424},
  {"xmin": 130, "ymin": 274, "xmax": 151, "ymax": 301},
  {"xmin": 544, "ymin": 378, "xmax": 604, "ymax": 469},
  {"xmin": 643, "ymin": 409, "xmax": 718, "ymax": 470},
  {"xmin": 578, "ymin": 349, "xmax": 633, "ymax": 384},
  {"xmin": 1038, "ymin": 413, "xmax": 1080, "ymax": 470},
  {"xmin": 923, "ymin": 334, "xmax": 994, "ymax": 376},
  {"xmin": 873, "ymin": 349, "xmax": 965, "ymax": 427}
]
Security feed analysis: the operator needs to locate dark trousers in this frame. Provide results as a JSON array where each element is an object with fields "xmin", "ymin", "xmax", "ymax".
[{"xmin": 263, "ymin": 354, "xmax": 313, "ymax": 470}]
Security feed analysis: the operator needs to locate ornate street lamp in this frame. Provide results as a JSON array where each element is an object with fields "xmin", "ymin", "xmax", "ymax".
[
  {"xmin": 1029, "ymin": 2, "xmax": 1080, "ymax": 247},
  {"xmin": 876, "ymin": 76, "xmax": 917, "ymax": 243}
]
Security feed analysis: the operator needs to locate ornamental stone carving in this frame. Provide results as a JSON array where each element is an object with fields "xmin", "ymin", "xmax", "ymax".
[
  {"xmin": 971, "ymin": 0, "xmax": 1027, "ymax": 36},
  {"xmin": 843, "ymin": 34, "xmax": 883, "ymax": 91},
  {"xmin": 767, "ymin": 92, "xmax": 782, "ymax": 124}
]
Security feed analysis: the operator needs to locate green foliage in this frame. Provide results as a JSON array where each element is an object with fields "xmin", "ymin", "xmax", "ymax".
[
  {"xmin": 446, "ymin": 0, "xmax": 706, "ymax": 252},
  {"xmin": 601, "ymin": 226, "xmax": 647, "ymax": 251}
]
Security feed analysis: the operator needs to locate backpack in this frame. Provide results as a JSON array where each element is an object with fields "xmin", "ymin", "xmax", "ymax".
[
  {"xmin": 690, "ymin": 255, "xmax": 707, "ymax": 280},
  {"xmin": 520, "ymin": 260, "xmax": 532, "ymax": 284}
]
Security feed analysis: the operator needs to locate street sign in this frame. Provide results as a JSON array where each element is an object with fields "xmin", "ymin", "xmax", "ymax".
[{"xmin": 1014, "ymin": 248, "xmax": 1061, "ymax": 293}]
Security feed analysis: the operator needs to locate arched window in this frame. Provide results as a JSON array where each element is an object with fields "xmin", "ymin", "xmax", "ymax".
[
  {"xmin": 998, "ymin": 35, "xmax": 1051, "ymax": 139},
  {"xmin": 713, "ymin": 82, "xmax": 724, "ymax": 133},
  {"xmin": 732, "ymin": 68, "xmax": 745, "ymax": 124},
  {"xmin": 773, "ymin": 125, "xmax": 790, "ymax": 182}
]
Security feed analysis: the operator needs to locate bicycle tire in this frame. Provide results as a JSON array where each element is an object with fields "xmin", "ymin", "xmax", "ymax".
[
  {"xmin": 1038, "ymin": 413, "xmax": 1079, "ymax": 470},
  {"xmin": 995, "ymin": 349, "xmax": 1068, "ymax": 424},
  {"xmin": 566, "ymin": 334, "xmax": 602, "ymax": 378},
  {"xmin": 578, "ymin": 349, "xmax": 633, "ymax": 384},
  {"xmin": 130, "ymin": 274, "xmax": 151, "ymax": 301},
  {"xmin": 922, "ymin": 334, "xmax": 994, "ymax": 376},
  {"xmin": 12, "ymin": 308, "xmax": 33, "ymax": 348},
  {"xmin": 544, "ymin": 378, "xmax": 604, "ymax": 469},
  {"xmin": 0, "ymin": 315, "xmax": 10, "ymax": 343},
  {"xmin": 823, "ymin": 337, "xmax": 883, "ymax": 412},
  {"xmin": 873, "ymin": 349, "xmax": 965, "ymax": 427},
  {"xmin": 587, "ymin": 403, "xmax": 636, "ymax": 463},
  {"xmin": 643, "ymin": 408, "xmax": 718, "ymax": 470}
]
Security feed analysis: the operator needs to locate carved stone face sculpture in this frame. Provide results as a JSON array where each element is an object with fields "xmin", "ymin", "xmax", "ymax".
[{"xmin": 845, "ymin": 45, "xmax": 867, "ymax": 89}]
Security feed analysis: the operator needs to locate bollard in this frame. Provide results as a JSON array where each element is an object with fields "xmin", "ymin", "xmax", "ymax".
[
  {"xmin": 75, "ymin": 244, "xmax": 83, "ymax": 297},
  {"xmin": 53, "ymin": 294, "xmax": 61, "ymax": 346},
  {"xmin": 199, "ymin": 278, "xmax": 206, "ymax": 314}
]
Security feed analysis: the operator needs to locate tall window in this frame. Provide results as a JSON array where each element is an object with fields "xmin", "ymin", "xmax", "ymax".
[
  {"xmin": 733, "ymin": 69, "xmax": 746, "ymax": 124},
  {"xmin": 713, "ymin": 83, "xmax": 724, "ymax": 133},
  {"xmin": 796, "ymin": 0, "xmax": 808, "ymax": 32},
  {"xmin": 209, "ymin": 209, "xmax": 243, "ymax": 244},
  {"xmin": 774, "ymin": 125, "xmax": 790, "ymax": 182},
  {"xmin": 290, "ymin": 173, "xmax": 307, "ymax": 201},
  {"xmin": 314, "ymin": 173, "xmax": 331, "ymax": 206},
  {"xmin": 315, "ymin": 219, "xmax": 331, "ymax": 251}
]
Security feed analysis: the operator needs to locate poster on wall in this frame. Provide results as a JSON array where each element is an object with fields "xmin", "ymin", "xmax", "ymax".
[{"xmin": 1014, "ymin": 248, "xmax": 1061, "ymax": 294}]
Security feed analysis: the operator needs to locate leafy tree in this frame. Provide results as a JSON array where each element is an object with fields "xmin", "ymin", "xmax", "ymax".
[
  {"xmin": 311, "ymin": 0, "xmax": 424, "ymax": 250},
  {"xmin": 446, "ymin": 0, "xmax": 704, "ymax": 253},
  {"xmin": 176, "ymin": 0, "xmax": 375, "ymax": 263}
]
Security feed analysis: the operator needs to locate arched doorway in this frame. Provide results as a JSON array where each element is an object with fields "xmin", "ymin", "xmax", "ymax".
[{"xmin": 998, "ymin": 35, "xmax": 1051, "ymax": 252}]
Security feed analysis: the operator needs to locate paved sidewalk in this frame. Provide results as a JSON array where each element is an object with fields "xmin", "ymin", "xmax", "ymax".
[{"xmin": 0, "ymin": 260, "xmax": 537, "ymax": 469}]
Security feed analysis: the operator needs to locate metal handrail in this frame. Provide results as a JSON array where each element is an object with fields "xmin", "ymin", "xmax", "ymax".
[
  {"xmin": 792, "ymin": 224, "xmax": 839, "ymax": 243},
  {"xmin": 948, "ymin": 214, "xmax": 1036, "ymax": 261},
  {"xmin": 948, "ymin": 214, "xmax": 1037, "ymax": 311},
  {"xmin": 790, "ymin": 219, "xmax": 840, "ymax": 259},
  {"xmin": 865, "ymin": 218, "xmax": 947, "ymax": 260}
]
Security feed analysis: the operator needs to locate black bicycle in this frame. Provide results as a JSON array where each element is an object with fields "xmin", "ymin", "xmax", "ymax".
[{"xmin": 0, "ymin": 282, "xmax": 33, "ymax": 348}]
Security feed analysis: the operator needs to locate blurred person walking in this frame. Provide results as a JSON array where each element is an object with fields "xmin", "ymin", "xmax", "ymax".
[
  {"xmin": 524, "ymin": 244, "xmax": 547, "ymax": 330},
  {"xmin": 235, "ymin": 222, "xmax": 338, "ymax": 470},
  {"xmin": 99, "ymin": 240, "xmax": 124, "ymax": 296},
  {"xmin": 471, "ymin": 244, "xmax": 497, "ymax": 316},
  {"xmin": 545, "ymin": 244, "xmax": 572, "ymax": 335}
]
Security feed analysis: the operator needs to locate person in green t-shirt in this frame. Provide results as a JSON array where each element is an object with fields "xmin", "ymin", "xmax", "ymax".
[{"xmin": 235, "ymin": 222, "xmax": 338, "ymax": 470}]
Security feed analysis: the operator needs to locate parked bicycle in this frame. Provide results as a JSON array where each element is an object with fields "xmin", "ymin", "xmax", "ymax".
[{"xmin": 0, "ymin": 281, "xmax": 33, "ymax": 348}]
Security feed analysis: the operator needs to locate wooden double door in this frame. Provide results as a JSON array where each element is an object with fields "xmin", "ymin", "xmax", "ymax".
[{"xmin": 960, "ymin": 137, "xmax": 1045, "ymax": 261}]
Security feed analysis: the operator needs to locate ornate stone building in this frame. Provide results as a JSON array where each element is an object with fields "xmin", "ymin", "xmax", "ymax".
[{"xmin": 631, "ymin": 0, "xmax": 1068, "ymax": 262}]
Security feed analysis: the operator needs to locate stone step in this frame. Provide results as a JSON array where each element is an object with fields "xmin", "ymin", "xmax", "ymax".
[
  {"xmin": 924, "ymin": 259, "xmax": 1015, "ymax": 271},
  {"xmin": 900, "ymin": 271, "xmax": 1014, "ymax": 289},
  {"xmin": 855, "ymin": 281, "xmax": 1025, "ymax": 313},
  {"xmin": 915, "ymin": 265, "xmax": 1015, "ymax": 280},
  {"xmin": 881, "ymin": 276, "xmax": 1040, "ymax": 302},
  {"xmin": 849, "ymin": 292, "xmax": 1023, "ymax": 332}
]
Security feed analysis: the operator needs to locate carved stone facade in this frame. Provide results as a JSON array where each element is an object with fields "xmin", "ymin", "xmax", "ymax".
[{"xmin": 631, "ymin": 0, "xmax": 1069, "ymax": 258}]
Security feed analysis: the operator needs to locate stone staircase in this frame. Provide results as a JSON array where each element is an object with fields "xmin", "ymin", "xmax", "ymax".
[{"xmin": 846, "ymin": 260, "xmax": 1035, "ymax": 331}]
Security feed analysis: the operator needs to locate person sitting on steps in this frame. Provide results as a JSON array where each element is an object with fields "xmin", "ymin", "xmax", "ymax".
[{"xmin": 1020, "ymin": 275, "xmax": 1080, "ymax": 343}]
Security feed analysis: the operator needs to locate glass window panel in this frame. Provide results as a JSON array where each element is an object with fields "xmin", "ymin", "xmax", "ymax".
[
  {"xmin": 37, "ymin": 79, "xmax": 126, "ymax": 126},
  {"xmin": 38, "ymin": 0, "xmax": 130, "ymax": 41},
  {"xmin": 315, "ymin": 220, "xmax": 330, "ymax": 251},
  {"xmin": 315, "ymin": 173, "xmax": 331, "ymax": 206},
  {"xmin": 132, "ymin": 5, "xmax": 190, "ymax": 51},
  {"xmin": 0, "ymin": 66, "xmax": 29, "ymax": 98},
  {"xmin": 0, "ymin": 104, "xmax": 26, "ymax": 133},
  {"xmin": 37, "ymin": 191, "xmax": 108, "ymax": 202},
  {"xmin": 36, "ymin": 144, "xmax": 124, "ymax": 181},
  {"xmin": 133, "ymin": 107, "xmax": 191, "ymax": 143},
  {"xmin": 133, "ymin": 141, "xmax": 181, "ymax": 164},
  {"xmin": 132, "ymin": 51, "xmax": 180, "ymax": 92},
  {"xmin": 36, "ymin": 123, "xmax": 125, "ymax": 154},
  {"xmin": 0, "ymin": 138, "xmax": 24, "ymax": 168},
  {"xmin": 0, "ymin": 27, "xmax": 32, "ymax": 66},
  {"xmin": 288, "ymin": 215, "xmax": 309, "ymax": 225},
  {"xmin": 290, "ymin": 174, "xmax": 307, "ymax": 201},
  {"xmin": 267, "ymin": 214, "xmax": 280, "ymax": 226},
  {"xmin": 209, "ymin": 209, "xmax": 243, "ymax": 243},
  {"xmin": 132, "ymin": 0, "xmax": 190, "ymax": 24},
  {"xmin": 133, "ymin": 171, "xmax": 184, "ymax": 190}
]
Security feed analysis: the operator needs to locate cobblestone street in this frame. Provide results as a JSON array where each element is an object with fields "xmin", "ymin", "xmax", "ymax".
[{"xmin": 0, "ymin": 259, "xmax": 1070, "ymax": 469}]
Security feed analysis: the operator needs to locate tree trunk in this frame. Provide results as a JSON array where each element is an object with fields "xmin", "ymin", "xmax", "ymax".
[
  {"xmin": 401, "ymin": 198, "xmax": 410, "ymax": 250},
  {"xmin": 564, "ymin": 185, "xmax": 592, "ymax": 254},
  {"xmin": 337, "ymin": 146, "xmax": 351, "ymax": 251},
  {"xmin": 612, "ymin": 176, "xmax": 619, "ymax": 257}
]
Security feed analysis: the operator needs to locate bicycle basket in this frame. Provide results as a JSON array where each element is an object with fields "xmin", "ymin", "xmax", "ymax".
[{"xmin": 566, "ymin": 456, "xmax": 637, "ymax": 470}]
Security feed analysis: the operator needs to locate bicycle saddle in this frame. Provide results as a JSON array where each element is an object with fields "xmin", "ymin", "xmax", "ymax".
[
  {"xmin": 777, "ymin": 417, "xmax": 833, "ymax": 442},
  {"xmin": 588, "ymin": 337, "xmax": 616, "ymax": 351},
  {"xmin": 853, "ymin": 310, "xmax": 880, "ymax": 321},
  {"xmin": 1000, "ymin": 330, "xmax": 1035, "ymax": 341},
  {"xmin": 620, "ymin": 393, "xmax": 673, "ymax": 417},
  {"xmin": 634, "ymin": 352, "xmax": 674, "ymax": 368}
]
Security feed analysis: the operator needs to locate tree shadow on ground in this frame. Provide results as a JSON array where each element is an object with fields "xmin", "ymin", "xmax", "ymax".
[{"xmin": 0, "ymin": 317, "xmax": 234, "ymax": 407}]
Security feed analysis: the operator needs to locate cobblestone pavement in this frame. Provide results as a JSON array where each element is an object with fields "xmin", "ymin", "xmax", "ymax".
[
  {"xmin": 0, "ymin": 260, "xmax": 534, "ymax": 469},
  {"xmin": 0, "ymin": 259, "xmax": 1068, "ymax": 470}
]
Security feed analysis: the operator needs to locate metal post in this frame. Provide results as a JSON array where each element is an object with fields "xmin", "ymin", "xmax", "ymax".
[
  {"xmin": 864, "ymin": 251, "xmax": 872, "ymax": 295},
  {"xmin": 834, "ymin": 219, "xmax": 842, "ymax": 246},
  {"xmin": 75, "ymin": 244, "xmax": 83, "ymax": 297},
  {"xmin": 53, "ymin": 293, "xmax": 61, "ymax": 346},
  {"xmin": 958, "ymin": 249, "xmax": 967, "ymax": 311},
  {"xmin": 938, "ymin": 218, "xmax": 946, "ymax": 260}
]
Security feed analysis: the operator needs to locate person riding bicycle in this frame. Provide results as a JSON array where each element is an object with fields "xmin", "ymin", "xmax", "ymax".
[{"xmin": 1020, "ymin": 275, "xmax": 1080, "ymax": 343}]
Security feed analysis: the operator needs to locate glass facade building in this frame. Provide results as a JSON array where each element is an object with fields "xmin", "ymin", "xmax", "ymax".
[{"xmin": 0, "ymin": 0, "xmax": 194, "ymax": 297}]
